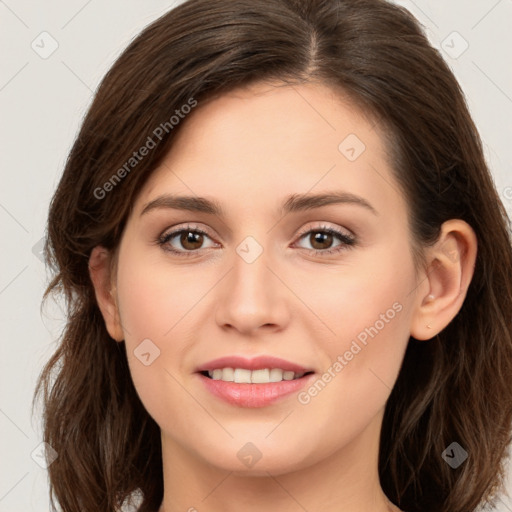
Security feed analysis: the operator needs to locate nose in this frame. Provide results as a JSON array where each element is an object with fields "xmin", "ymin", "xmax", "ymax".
[{"xmin": 214, "ymin": 245, "xmax": 291, "ymax": 336}]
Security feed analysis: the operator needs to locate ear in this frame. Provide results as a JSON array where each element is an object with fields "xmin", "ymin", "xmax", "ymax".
[
  {"xmin": 410, "ymin": 219, "xmax": 477, "ymax": 340},
  {"xmin": 88, "ymin": 246, "xmax": 124, "ymax": 342}
]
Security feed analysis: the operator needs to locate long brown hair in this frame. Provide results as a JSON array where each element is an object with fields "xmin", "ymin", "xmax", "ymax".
[{"xmin": 34, "ymin": 0, "xmax": 512, "ymax": 511}]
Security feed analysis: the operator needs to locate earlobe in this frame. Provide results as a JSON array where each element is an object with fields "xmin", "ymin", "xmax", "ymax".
[
  {"xmin": 88, "ymin": 246, "xmax": 124, "ymax": 342},
  {"xmin": 410, "ymin": 219, "xmax": 477, "ymax": 341}
]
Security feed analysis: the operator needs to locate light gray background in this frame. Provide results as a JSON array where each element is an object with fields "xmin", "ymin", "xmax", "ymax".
[{"xmin": 1, "ymin": 0, "xmax": 511, "ymax": 510}]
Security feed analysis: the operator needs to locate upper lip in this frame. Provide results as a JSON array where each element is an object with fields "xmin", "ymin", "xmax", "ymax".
[{"xmin": 196, "ymin": 355, "xmax": 313, "ymax": 374}]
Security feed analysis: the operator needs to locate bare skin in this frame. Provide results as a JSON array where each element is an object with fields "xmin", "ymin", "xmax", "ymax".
[{"xmin": 89, "ymin": 81, "xmax": 477, "ymax": 512}]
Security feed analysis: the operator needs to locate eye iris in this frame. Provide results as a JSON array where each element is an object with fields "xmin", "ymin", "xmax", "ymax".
[
  {"xmin": 311, "ymin": 231, "xmax": 333, "ymax": 250},
  {"xmin": 181, "ymin": 231, "xmax": 203, "ymax": 250}
]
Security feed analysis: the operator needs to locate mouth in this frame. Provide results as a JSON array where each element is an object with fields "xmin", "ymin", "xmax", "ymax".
[{"xmin": 195, "ymin": 355, "xmax": 316, "ymax": 408}]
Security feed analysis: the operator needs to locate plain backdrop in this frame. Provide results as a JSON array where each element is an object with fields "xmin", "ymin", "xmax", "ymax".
[{"xmin": 1, "ymin": 0, "xmax": 511, "ymax": 510}]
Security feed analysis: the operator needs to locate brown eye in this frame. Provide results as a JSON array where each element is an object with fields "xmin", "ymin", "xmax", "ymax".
[
  {"xmin": 180, "ymin": 231, "xmax": 204, "ymax": 250},
  {"xmin": 309, "ymin": 231, "xmax": 334, "ymax": 250},
  {"xmin": 158, "ymin": 226, "xmax": 218, "ymax": 255},
  {"xmin": 295, "ymin": 226, "xmax": 356, "ymax": 255}
]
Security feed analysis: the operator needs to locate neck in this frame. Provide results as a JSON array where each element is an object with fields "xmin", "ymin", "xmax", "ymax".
[{"xmin": 157, "ymin": 409, "xmax": 400, "ymax": 512}]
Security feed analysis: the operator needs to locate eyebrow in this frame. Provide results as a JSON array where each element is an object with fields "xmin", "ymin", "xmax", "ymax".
[{"xmin": 140, "ymin": 191, "xmax": 378, "ymax": 217}]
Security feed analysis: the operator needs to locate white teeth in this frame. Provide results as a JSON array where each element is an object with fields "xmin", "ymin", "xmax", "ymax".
[
  {"xmin": 212, "ymin": 369, "xmax": 223, "ymax": 380},
  {"xmin": 207, "ymin": 368, "xmax": 306, "ymax": 383},
  {"xmin": 251, "ymin": 368, "xmax": 270, "ymax": 383},
  {"xmin": 234, "ymin": 368, "xmax": 252, "ymax": 383},
  {"xmin": 269, "ymin": 368, "xmax": 283, "ymax": 382},
  {"xmin": 221, "ymin": 367, "xmax": 234, "ymax": 381}
]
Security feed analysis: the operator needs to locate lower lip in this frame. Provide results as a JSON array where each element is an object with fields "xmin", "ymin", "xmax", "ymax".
[{"xmin": 197, "ymin": 373, "xmax": 315, "ymax": 408}]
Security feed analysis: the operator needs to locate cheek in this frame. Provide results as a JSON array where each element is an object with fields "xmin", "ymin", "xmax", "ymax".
[
  {"xmin": 113, "ymin": 247, "xmax": 210, "ymax": 418},
  {"xmin": 302, "ymin": 236, "xmax": 415, "ymax": 349},
  {"xmin": 297, "ymin": 239, "xmax": 415, "ymax": 403},
  {"xmin": 115, "ymin": 251, "xmax": 211, "ymax": 343},
  {"xmin": 113, "ymin": 240, "xmax": 260, "ymax": 432}
]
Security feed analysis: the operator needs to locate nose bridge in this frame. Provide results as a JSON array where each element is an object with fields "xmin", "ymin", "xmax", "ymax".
[
  {"xmin": 230, "ymin": 234, "xmax": 276, "ymax": 309},
  {"xmin": 214, "ymin": 234, "xmax": 289, "ymax": 333}
]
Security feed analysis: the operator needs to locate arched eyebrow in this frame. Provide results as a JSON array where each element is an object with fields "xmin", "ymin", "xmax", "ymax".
[
  {"xmin": 140, "ymin": 191, "xmax": 378, "ymax": 217},
  {"xmin": 282, "ymin": 192, "xmax": 378, "ymax": 216}
]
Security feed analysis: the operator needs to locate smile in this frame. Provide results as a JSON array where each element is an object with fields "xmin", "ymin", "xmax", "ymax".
[{"xmin": 195, "ymin": 355, "xmax": 316, "ymax": 407}]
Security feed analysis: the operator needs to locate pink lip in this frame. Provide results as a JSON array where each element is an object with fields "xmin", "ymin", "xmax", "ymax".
[
  {"xmin": 197, "ymin": 372, "xmax": 315, "ymax": 408},
  {"xmin": 195, "ymin": 355, "xmax": 311, "ymax": 373},
  {"xmin": 195, "ymin": 355, "xmax": 315, "ymax": 408}
]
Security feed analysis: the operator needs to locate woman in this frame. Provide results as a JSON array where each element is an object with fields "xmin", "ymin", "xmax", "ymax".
[{"xmin": 34, "ymin": 0, "xmax": 512, "ymax": 511}]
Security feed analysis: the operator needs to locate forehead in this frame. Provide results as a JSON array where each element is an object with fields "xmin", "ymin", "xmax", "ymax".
[{"xmin": 135, "ymin": 81, "xmax": 403, "ymax": 218}]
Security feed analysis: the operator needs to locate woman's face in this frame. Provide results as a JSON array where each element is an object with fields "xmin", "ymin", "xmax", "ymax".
[{"xmin": 113, "ymin": 81, "xmax": 422, "ymax": 475}]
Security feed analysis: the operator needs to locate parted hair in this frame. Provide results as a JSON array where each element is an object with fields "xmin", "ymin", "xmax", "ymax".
[{"xmin": 34, "ymin": 0, "xmax": 512, "ymax": 511}]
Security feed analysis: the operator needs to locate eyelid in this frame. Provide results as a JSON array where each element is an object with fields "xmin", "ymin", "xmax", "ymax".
[
  {"xmin": 159, "ymin": 222, "xmax": 215, "ymax": 240},
  {"xmin": 294, "ymin": 222, "xmax": 354, "ymax": 240}
]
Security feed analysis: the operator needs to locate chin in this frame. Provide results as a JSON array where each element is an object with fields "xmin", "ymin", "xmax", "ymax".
[{"xmin": 191, "ymin": 436, "xmax": 318, "ymax": 476}]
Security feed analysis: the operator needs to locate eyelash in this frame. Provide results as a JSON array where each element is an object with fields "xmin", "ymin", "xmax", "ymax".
[{"xmin": 156, "ymin": 223, "xmax": 357, "ymax": 258}]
